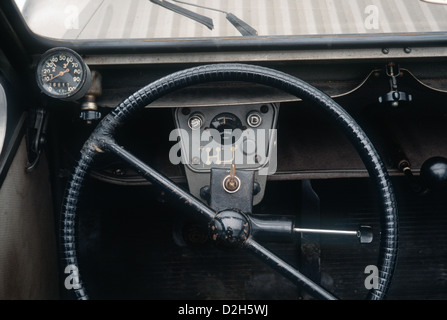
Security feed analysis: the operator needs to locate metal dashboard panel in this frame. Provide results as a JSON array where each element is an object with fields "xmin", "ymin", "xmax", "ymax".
[{"xmin": 174, "ymin": 103, "xmax": 279, "ymax": 205}]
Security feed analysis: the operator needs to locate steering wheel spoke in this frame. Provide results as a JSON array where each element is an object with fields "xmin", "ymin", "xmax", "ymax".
[
  {"xmin": 244, "ymin": 237, "xmax": 338, "ymax": 300},
  {"xmin": 104, "ymin": 140, "xmax": 216, "ymax": 223}
]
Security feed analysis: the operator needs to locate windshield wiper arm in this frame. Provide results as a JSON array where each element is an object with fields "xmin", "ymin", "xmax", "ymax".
[
  {"xmin": 172, "ymin": 0, "xmax": 257, "ymax": 36},
  {"xmin": 149, "ymin": 0, "xmax": 214, "ymax": 30}
]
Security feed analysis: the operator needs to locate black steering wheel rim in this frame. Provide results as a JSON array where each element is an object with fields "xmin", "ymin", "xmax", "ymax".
[{"xmin": 61, "ymin": 63, "xmax": 398, "ymax": 300}]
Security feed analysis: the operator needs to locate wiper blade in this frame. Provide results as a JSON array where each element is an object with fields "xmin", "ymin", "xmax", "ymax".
[
  {"xmin": 225, "ymin": 12, "xmax": 258, "ymax": 37},
  {"xmin": 149, "ymin": 0, "xmax": 214, "ymax": 30},
  {"xmin": 172, "ymin": 0, "xmax": 257, "ymax": 36}
]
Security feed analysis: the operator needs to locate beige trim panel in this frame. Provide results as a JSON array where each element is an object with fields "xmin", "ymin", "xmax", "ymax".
[{"xmin": 0, "ymin": 138, "xmax": 59, "ymax": 299}]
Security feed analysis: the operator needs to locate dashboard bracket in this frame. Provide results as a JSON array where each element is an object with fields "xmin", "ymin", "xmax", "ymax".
[{"xmin": 209, "ymin": 167, "xmax": 255, "ymax": 214}]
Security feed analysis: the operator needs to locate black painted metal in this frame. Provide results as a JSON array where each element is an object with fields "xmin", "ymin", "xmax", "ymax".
[
  {"xmin": 209, "ymin": 168, "xmax": 254, "ymax": 214},
  {"xmin": 209, "ymin": 210, "xmax": 250, "ymax": 248},
  {"xmin": 249, "ymin": 214, "xmax": 294, "ymax": 242}
]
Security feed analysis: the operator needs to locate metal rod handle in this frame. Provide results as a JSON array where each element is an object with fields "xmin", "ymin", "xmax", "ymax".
[{"xmin": 293, "ymin": 226, "xmax": 373, "ymax": 243}]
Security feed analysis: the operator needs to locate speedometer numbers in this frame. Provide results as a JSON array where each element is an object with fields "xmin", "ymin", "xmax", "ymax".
[{"xmin": 36, "ymin": 47, "xmax": 91, "ymax": 101}]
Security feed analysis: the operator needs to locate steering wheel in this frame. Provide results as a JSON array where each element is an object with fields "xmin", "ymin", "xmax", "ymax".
[{"xmin": 61, "ymin": 63, "xmax": 398, "ymax": 300}]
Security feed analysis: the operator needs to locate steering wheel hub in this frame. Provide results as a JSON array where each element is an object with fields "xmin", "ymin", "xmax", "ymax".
[{"xmin": 209, "ymin": 210, "xmax": 250, "ymax": 248}]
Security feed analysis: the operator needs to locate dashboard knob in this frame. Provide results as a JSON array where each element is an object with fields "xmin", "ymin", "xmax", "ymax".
[
  {"xmin": 187, "ymin": 113, "xmax": 204, "ymax": 130},
  {"xmin": 247, "ymin": 111, "xmax": 262, "ymax": 127},
  {"xmin": 420, "ymin": 156, "xmax": 447, "ymax": 190}
]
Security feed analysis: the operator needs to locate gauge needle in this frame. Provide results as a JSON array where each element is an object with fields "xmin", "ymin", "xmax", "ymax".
[{"xmin": 48, "ymin": 68, "xmax": 70, "ymax": 82}]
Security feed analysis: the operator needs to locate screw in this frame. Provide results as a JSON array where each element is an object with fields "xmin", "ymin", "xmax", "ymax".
[
  {"xmin": 382, "ymin": 48, "xmax": 389, "ymax": 54},
  {"xmin": 114, "ymin": 168, "xmax": 126, "ymax": 176},
  {"xmin": 260, "ymin": 105, "xmax": 269, "ymax": 114}
]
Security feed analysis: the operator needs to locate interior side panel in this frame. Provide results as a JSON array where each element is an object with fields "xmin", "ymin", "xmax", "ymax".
[{"xmin": 0, "ymin": 138, "xmax": 58, "ymax": 299}]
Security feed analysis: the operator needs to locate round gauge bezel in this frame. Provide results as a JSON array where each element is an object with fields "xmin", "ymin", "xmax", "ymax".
[
  {"xmin": 36, "ymin": 47, "xmax": 90, "ymax": 100},
  {"xmin": 210, "ymin": 112, "xmax": 243, "ymax": 131}
]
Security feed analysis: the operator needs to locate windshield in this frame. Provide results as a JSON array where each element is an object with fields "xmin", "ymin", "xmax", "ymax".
[{"xmin": 14, "ymin": 0, "xmax": 447, "ymax": 40}]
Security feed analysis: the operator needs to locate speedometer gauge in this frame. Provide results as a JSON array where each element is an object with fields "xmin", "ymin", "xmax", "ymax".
[{"xmin": 36, "ymin": 47, "xmax": 91, "ymax": 101}]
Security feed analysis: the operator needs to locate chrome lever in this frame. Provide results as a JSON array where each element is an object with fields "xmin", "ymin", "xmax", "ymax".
[{"xmin": 294, "ymin": 226, "xmax": 373, "ymax": 243}]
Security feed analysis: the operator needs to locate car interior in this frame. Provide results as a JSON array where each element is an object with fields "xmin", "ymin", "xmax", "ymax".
[{"xmin": 0, "ymin": 0, "xmax": 446, "ymax": 301}]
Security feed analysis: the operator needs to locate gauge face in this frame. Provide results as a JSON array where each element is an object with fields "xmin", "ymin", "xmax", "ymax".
[
  {"xmin": 210, "ymin": 113, "xmax": 243, "ymax": 143},
  {"xmin": 36, "ymin": 47, "xmax": 91, "ymax": 100},
  {"xmin": 210, "ymin": 113, "xmax": 243, "ymax": 132}
]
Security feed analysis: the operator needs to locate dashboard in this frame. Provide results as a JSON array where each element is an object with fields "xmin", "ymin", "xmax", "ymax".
[{"xmin": 44, "ymin": 51, "xmax": 447, "ymax": 189}]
